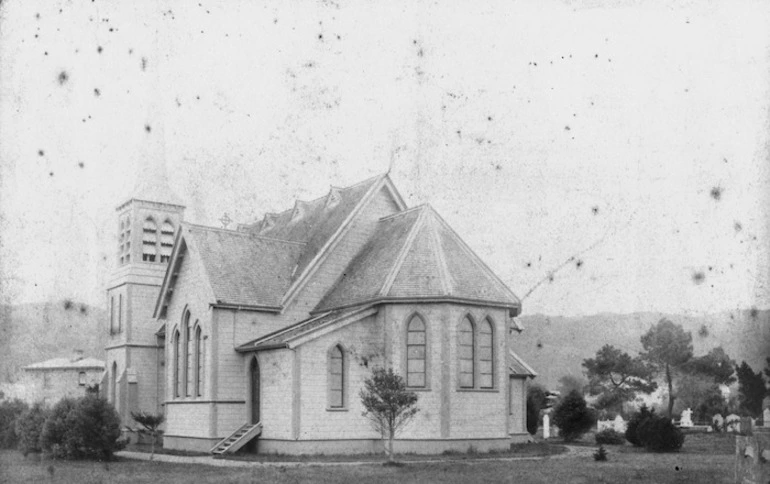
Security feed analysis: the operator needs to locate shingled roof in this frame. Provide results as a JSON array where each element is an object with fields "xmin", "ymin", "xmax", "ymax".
[
  {"xmin": 314, "ymin": 204, "xmax": 521, "ymax": 314},
  {"xmin": 236, "ymin": 305, "xmax": 377, "ymax": 352},
  {"xmin": 239, "ymin": 175, "xmax": 387, "ymax": 286},
  {"xmin": 184, "ymin": 225, "xmax": 305, "ymax": 308}
]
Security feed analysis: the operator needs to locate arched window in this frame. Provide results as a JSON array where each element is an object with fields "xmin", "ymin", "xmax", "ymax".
[
  {"xmin": 406, "ymin": 315, "xmax": 426, "ymax": 388},
  {"xmin": 328, "ymin": 345, "xmax": 344, "ymax": 408},
  {"xmin": 185, "ymin": 313, "xmax": 193, "ymax": 397},
  {"xmin": 173, "ymin": 329, "xmax": 181, "ymax": 397},
  {"xmin": 458, "ymin": 316, "xmax": 474, "ymax": 388},
  {"xmin": 195, "ymin": 324, "xmax": 204, "ymax": 397},
  {"xmin": 142, "ymin": 217, "xmax": 158, "ymax": 262},
  {"xmin": 160, "ymin": 220, "xmax": 174, "ymax": 263},
  {"xmin": 479, "ymin": 318, "xmax": 494, "ymax": 388}
]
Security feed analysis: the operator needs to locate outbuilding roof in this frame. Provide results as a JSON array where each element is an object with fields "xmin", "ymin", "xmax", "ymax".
[{"xmin": 24, "ymin": 357, "xmax": 105, "ymax": 371}]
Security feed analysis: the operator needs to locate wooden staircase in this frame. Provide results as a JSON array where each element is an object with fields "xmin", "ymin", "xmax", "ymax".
[{"xmin": 210, "ymin": 422, "xmax": 262, "ymax": 455}]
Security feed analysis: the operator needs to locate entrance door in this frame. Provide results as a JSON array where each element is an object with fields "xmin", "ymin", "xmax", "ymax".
[{"xmin": 249, "ymin": 357, "xmax": 260, "ymax": 423}]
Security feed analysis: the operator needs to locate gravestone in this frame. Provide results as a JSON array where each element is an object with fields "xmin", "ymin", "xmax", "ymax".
[
  {"xmin": 543, "ymin": 413, "xmax": 550, "ymax": 439},
  {"xmin": 712, "ymin": 414, "xmax": 724, "ymax": 431},
  {"xmin": 612, "ymin": 415, "xmax": 627, "ymax": 433},
  {"xmin": 726, "ymin": 414, "xmax": 741, "ymax": 433},
  {"xmin": 764, "ymin": 408, "xmax": 770, "ymax": 427},
  {"xmin": 680, "ymin": 408, "xmax": 693, "ymax": 427}
]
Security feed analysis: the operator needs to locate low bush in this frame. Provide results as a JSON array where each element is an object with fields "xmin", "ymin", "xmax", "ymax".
[
  {"xmin": 552, "ymin": 390, "xmax": 595, "ymax": 442},
  {"xmin": 625, "ymin": 405, "xmax": 654, "ymax": 447},
  {"xmin": 637, "ymin": 415, "xmax": 684, "ymax": 452},
  {"xmin": 593, "ymin": 445, "xmax": 608, "ymax": 461},
  {"xmin": 15, "ymin": 403, "xmax": 49, "ymax": 455},
  {"xmin": 595, "ymin": 428, "xmax": 625, "ymax": 445},
  {"xmin": 60, "ymin": 395, "xmax": 124, "ymax": 460},
  {"xmin": 0, "ymin": 398, "xmax": 28, "ymax": 449}
]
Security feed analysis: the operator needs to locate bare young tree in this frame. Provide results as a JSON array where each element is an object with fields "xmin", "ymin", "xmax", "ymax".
[
  {"xmin": 359, "ymin": 367, "xmax": 419, "ymax": 463},
  {"xmin": 131, "ymin": 411, "xmax": 165, "ymax": 460}
]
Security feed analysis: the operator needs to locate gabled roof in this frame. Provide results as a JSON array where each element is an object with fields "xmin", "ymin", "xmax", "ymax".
[
  {"xmin": 236, "ymin": 305, "xmax": 377, "ymax": 352},
  {"xmin": 508, "ymin": 350, "xmax": 537, "ymax": 378},
  {"xmin": 24, "ymin": 357, "xmax": 105, "ymax": 371},
  {"xmin": 186, "ymin": 224, "xmax": 305, "ymax": 308},
  {"xmin": 240, "ymin": 174, "xmax": 405, "ymax": 293},
  {"xmin": 314, "ymin": 204, "xmax": 521, "ymax": 313}
]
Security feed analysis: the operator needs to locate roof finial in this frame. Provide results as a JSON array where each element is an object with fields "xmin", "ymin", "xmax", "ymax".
[
  {"xmin": 388, "ymin": 145, "xmax": 405, "ymax": 175},
  {"xmin": 219, "ymin": 213, "xmax": 232, "ymax": 229}
]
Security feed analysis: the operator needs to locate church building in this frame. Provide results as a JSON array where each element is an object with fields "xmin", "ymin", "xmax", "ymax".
[{"xmin": 105, "ymin": 173, "xmax": 536, "ymax": 454}]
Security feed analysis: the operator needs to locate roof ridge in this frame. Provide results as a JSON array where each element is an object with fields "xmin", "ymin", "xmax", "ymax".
[
  {"xmin": 378, "ymin": 206, "xmax": 428, "ymax": 297},
  {"xmin": 184, "ymin": 222, "xmax": 307, "ymax": 246},
  {"xmin": 378, "ymin": 203, "xmax": 428, "ymax": 222},
  {"xmin": 258, "ymin": 174, "xmax": 387, "ymax": 221},
  {"xmin": 427, "ymin": 211, "xmax": 453, "ymax": 295}
]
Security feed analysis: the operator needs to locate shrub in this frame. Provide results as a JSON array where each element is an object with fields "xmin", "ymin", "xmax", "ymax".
[
  {"xmin": 552, "ymin": 390, "xmax": 595, "ymax": 442},
  {"xmin": 41, "ymin": 397, "xmax": 79, "ymax": 458},
  {"xmin": 15, "ymin": 403, "xmax": 49, "ymax": 455},
  {"xmin": 593, "ymin": 445, "xmax": 608, "ymax": 461},
  {"xmin": 60, "ymin": 395, "xmax": 124, "ymax": 460},
  {"xmin": 595, "ymin": 428, "xmax": 625, "ymax": 445},
  {"xmin": 625, "ymin": 405, "xmax": 654, "ymax": 447},
  {"xmin": 637, "ymin": 415, "xmax": 684, "ymax": 452},
  {"xmin": 526, "ymin": 385, "xmax": 547, "ymax": 435},
  {"xmin": 0, "ymin": 398, "xmax": 28, "ymax": 449}
]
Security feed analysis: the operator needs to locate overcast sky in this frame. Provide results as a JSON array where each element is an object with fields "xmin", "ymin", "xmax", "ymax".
[{"xmin": 1, "ymin": 0, "xmax": 769, "ymax": 317}]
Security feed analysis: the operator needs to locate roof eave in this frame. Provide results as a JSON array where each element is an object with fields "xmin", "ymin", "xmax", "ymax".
[
  {"xmin": 210, "ymin": 302, "xmax": 283, "ymax": 313},
  {"xmin": 235, "ymin": 342, "xmax": 289, "ymax": 353},
  {"xmin": 312, "ymin": 295, "xmax": 520, "ymax": 315}
]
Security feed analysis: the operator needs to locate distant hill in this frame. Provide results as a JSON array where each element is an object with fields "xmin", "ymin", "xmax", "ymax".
[
  {"xmin": 512, "ymin": 309, "xmax": 770, "ymax": 391},
  {"xmin": 0, "ymin": 301, "xmax": 107, "ymax": 382}
]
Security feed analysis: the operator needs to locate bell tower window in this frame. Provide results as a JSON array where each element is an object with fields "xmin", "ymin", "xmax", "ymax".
[
  {"xmin": 160, "ymin": 221, "xmax": 175, "ymax": 263},
  {"xmin": 142, "ymin": 217, "xmax": 158, "ymax": 262}
]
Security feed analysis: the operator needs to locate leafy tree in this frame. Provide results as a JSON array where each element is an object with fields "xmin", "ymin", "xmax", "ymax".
[
  {"xmin": 685, "ymin": 347, "xmax": 736, "ymax": 385},
  {"xmin": 131, "ymin": 411, "xmax": 165, "ymax": 460},
  {"xmin": 557, "ymin": 374, "xmax": 588, "ymax": 398},
  {"xmin": 552, "ymin": 389, "xmax": 594, "ymax": 442},
  {"xmin": 526, "ymin": 384, "xmax": 547, "ymax": 435},
  {"xmin": 359, "ymin": 367, "xmax": 419, "ymax": 462},
  {"xmin": 674, "ymin": 375, "xmax": 725, "ymax": 422},
  {"xmin": 15, "ymin": 403, "xmax": 49, "ymax": 456},
  {"xmin": 41, "ymin": 397, "xmax": 78, "ymax": 458},
  {"xmin": 583, "ymin": 345, "xmax": 657, "ymax": 413},
  {"xmin": 640, "ymin": 319, "xmax": 693, "ymax": 417},
  {"xmin": 735, "ymin": 361, "xmax": 765, "ymax": 417},
  {"xmin": 61, "ymin": 395, "xmax": 123, "ymax": 460},
  {"xmin": 0, "ymin": 398, "xmax": 28, "ymax": 449},
  {"xmin": 637, "ymin": 415, "xmax": 685, "ymax": 452}
]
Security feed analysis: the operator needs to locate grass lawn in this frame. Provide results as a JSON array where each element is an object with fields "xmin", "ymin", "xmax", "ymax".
[
  {"xmin": 0, "ymin": 437, "xmax": 735, "ymax": 484},
  {"xmin": 553, "ymin": 429, "xmax": 737, "ymax": 455}
]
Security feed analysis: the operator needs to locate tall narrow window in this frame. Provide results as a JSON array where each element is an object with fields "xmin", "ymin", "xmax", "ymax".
[
  {"xmin": 329, "ymin": 345, "xmax": 344, "ymax": 408},
  {"xmin": 173, "ymin": 330, "xmax": 181, "ymax": 397},
  {"xmin": 160, "ymin": 221, "xmax": 174, "ymax": 264},
  {"xmin": 185, "ymin": 314, "xmax": 193, "ymax": 397},
  {"xmin": 479, "ymin": 319, "xmax": 494, "ymax": 388},
  {"xmin": 406, "ymin": 315, "xmax": 426, "ymax": 388},
  {"xmin": 458, "ymin": 316, "xmax": 474, "ymax": 388},
  {"xmin": 118, "ymin": 294, "xmax": 122, "ymax": 333},
  {"xmin": 142, "ymin": 217, "xmax": 158, "ymax": 262},
  {"xmin": 109, "ymin": 296, "xmax": 115, "ymax": 334},
  {"xmin": 195, "ymin": 325, "xmax": 204, "ymax": 397},
  {"xmin": 78, "ymin": 372, "xmax": 86, "ymax": 386}
]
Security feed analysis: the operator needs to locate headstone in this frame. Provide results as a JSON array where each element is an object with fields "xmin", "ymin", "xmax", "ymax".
[
  {"xmin": 597, "ymin": 419, "xmax": 611, "ymax": 432},
  {"xmin": 726, "ymin": 414, "xmax": 741, "ymax": 433},
  {"xmin": 613, "ymin": 415, "xmax": 627, "ymax": 433},
  {"xmin": 712, "ymin": 414, "xmax": 724, "ymax": 431},
  {"xmin": 543, "ymin": 414, "xmax": 550, "ymax": 439},
  {"xmin": 680, "ymin": 408, "xmax": 693, "ymax": 427},
  {"xmin": 764, "ymin": 408, "xmax": 770, "ymax": 427}
]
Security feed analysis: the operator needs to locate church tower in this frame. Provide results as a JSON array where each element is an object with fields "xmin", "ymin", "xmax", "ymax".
[{"xmin": 105, "ymin": 171, "xmax": 185, "ymax": 420}]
